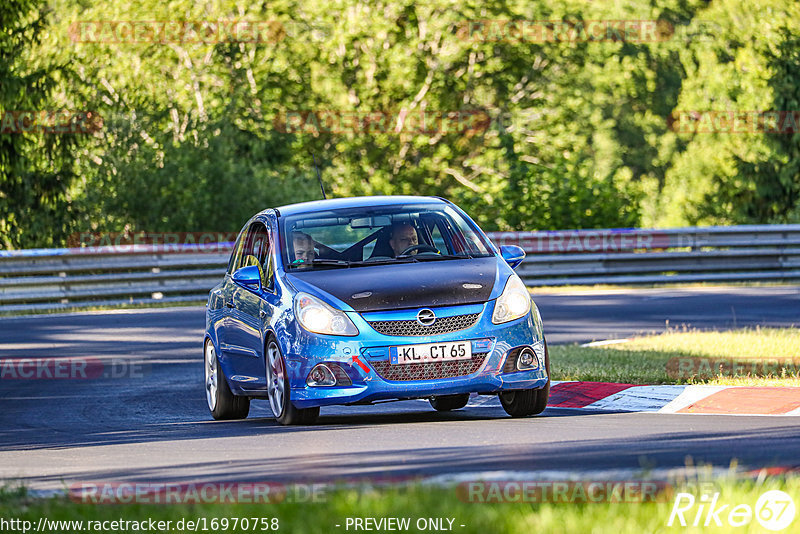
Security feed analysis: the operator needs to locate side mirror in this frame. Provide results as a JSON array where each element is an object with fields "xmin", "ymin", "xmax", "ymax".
[
  {"xmin": 232, "ymin": 265, "xmax": 262, "ymax": 292},
  {"xmin": 500, "ymin": 245, "xmax": 526, "ymax": 269}
]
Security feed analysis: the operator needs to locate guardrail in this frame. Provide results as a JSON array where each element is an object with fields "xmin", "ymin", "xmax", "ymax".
[
  {"xmin": 1, "ymin": 225, "xmax": 799, "ymax": 313},
  {"xmin": 490, "ymin": 225, "xmax": 800, "ymax": 286},
  {"xmin": 0, "ymin": 245, "xmax": 231, "ymax": 313}
]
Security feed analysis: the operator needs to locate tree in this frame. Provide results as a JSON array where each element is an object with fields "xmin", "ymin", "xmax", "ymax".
[
  {"xmin": 0, "ymin": 0, "xmax": 82, "ymax": 248},
  {"xmin": 652, "ymin": 0, "xmax": 800, "ymax": 226}
]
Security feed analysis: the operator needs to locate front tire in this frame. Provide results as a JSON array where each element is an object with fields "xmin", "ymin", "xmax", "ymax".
[
  {"xmin": 499, "ymin": 338, "xmax": 551, "ymax": 417},
  {"xmin": 429, "ymin": 394, "xmax": 470, "ymax": 411},
  {"xmin": 499, "ymin": 389, "xmax": 542, "ymax": 417},
  {"xmin": 266, "ymin": 338, "xmax": 319, "ymax": 425},
  {"xmin": 205, "ymin": 340, "xmax": 250, "ymax": 420}
]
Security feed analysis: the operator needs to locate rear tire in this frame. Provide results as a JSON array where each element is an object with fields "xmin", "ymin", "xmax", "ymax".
[
  {"xmin": 266, "ymin": 338, "xmax": 319, "ymax": 425},
  {"xmin": 499, "ymin": 337, "xmax": 551, "ymax": 417},
  {"xmin": 205, "ymin": 340, "xmax": 250, "ymax": 420},
  {"xmin": 429, "ymin": 394, "xmax": 470, "ymax": 411}
]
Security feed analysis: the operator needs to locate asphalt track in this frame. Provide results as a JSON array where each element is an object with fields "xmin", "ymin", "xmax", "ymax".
[{"xmin": 0, "ymin": 286, "xmax": 798, "ymax": 490}]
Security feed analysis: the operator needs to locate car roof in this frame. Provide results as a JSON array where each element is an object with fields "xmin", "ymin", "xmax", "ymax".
[{"xmin": 268, "ymin": 195, "xmax": 449, "ymax": 217}]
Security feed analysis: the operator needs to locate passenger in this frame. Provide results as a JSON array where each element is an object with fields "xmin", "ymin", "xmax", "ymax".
[
  {"xmin": 389, "ymin": 223, "xmax": 419, "ymax": 257},
  {"xmin": 292, "ymin": 232, "xmax": 316, "ymax": 267}
]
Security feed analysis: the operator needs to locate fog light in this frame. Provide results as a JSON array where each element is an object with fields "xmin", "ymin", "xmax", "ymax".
[
  {"xmin": 516, "ymin": 348, "xmax": 539, "ymax": 371},
  {"xmin": 307, "ymin": 364, "xmax": 336, "ymax": 386}
]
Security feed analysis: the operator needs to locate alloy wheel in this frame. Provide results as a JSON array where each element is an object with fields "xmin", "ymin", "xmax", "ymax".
[
  {"xmin": 267, "ymin": 341, "xmax": 286, "ymax": 418},
  {"xmin": 204, "ymin": 341, "xmax": 218, "ymax": 411}
]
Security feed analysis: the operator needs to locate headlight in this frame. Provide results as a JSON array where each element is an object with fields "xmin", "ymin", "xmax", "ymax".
[
  {"xmin": 294, "ymin": 292, "xmax": 359, "ymax": 336},
  {"xmin": 492, "ymin": 275, "xmax": 531, "ymax": 324}
]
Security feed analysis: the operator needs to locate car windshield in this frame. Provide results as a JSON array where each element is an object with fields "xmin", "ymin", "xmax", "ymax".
[{"xmin": 281, "ymin": 204, "xmax": 494, "ymax": 270}]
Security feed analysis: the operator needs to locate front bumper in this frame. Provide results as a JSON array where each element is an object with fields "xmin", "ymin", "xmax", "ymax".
[{"xmin": 283, "ymin": 303, "xmax": 548, "ymax": 409}]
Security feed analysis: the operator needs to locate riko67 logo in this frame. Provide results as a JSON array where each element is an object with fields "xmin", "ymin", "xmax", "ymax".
[{"xmin": 668, "ymin": 489, "xmax": 795, "ymax": 530}]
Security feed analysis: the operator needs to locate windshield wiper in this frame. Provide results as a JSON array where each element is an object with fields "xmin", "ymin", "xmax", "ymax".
[
  {"xmin": 409, "ymin": 253, "xmax": 472, "ymax": 261},
  {"xmin": 290, "ymin": 259, "xmax": 350, "ymax": 269},
  {"xmin": 350, "ymin": 257, "xmax": 419, "ymax": 266}
]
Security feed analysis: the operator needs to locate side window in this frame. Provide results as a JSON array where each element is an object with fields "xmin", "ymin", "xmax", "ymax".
[
  {"xmin": 242, "ymin": 222, "xmax": 267, "ymax": 268},
  {"xmin": 229, "ymin": 222, "xmax": 271, "ymax": 278},
  {"xmin": 227, "ymin": 228, "xmax": 248, "ymax": 274},
  {"xmin": 256, "ymin": 225, "xmax": 274, "ymax": 290},
  {"xmin": 263, "ymin": 252, "xmax": 275, "ymax": 290},
  {"xmin": 239, "ymin": 222, "xmax": 274, "ymax": 290}
]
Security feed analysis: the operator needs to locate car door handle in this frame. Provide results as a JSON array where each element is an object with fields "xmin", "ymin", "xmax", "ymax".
[
  {"xmin": 224, "ymin": 299, "xmax": 235, "ymax": 308},
  {"xmin": 259, "ymin": 310, "xmax": 267, "ymax": 320}
]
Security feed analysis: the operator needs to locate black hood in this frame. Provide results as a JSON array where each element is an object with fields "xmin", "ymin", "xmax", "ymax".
[{"xmin": 286, "ymin": 257, "xmax": 497, "ymax": 312}]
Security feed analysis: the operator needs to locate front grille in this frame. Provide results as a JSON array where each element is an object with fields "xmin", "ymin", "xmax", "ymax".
[
  {"xmin": 369, "ymin": 353, "xmax": 488, "ymax": 381},
  {"xmin": 367, "ymin": 313, "xmax": 481, "ymax": 337}
]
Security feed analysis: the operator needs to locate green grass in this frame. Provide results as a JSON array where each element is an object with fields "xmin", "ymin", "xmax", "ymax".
[
  {"xmin": 551, "ymin": 327, "xmax": 800, "ymax": 386},
  {"xmin": 2, "ymin": 475, "xmax": 798, "ymax": 534}
]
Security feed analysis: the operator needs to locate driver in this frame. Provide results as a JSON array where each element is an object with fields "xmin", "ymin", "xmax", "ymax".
[
  {"xmin": 389, "ymin": 223, "xmax": 419, "ymax": 257},
  {"xmin": 292, "ymin": 232, "xmax": 316, "ymax": 268}
]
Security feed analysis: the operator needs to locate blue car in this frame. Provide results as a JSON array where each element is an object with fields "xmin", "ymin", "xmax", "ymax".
[{"xmin": 204, "ymin": 196, "xmax": 549, "ymax": 424}]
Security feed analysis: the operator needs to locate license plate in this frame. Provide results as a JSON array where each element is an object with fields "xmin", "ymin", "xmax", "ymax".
[{"xmin": 389, "ymin": 341, "xmax": 472, "ymax": 365}]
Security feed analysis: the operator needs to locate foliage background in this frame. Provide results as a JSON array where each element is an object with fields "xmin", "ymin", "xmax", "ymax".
[{"xmin": 2, "ymin": 0, "xmax": 799, "ymax": 248}]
